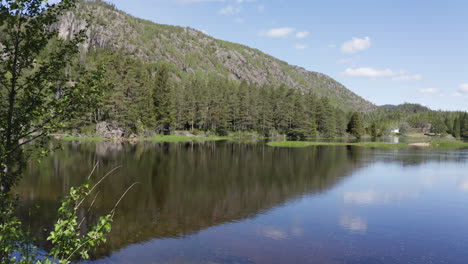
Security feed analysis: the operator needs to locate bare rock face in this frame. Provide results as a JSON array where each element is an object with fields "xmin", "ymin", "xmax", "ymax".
[{"xmin": 96, "ymin": 121, "xmax": 125, "ymax": 139}]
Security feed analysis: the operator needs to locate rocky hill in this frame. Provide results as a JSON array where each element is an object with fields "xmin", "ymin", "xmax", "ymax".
[{"xmin": 56, "ymin": 0, "xmax": 376, "ymax": 112}]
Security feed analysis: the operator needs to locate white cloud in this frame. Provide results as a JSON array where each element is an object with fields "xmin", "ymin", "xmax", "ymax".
[
  {"xmin": 295, "ymin": 31, "xmax": 310, "ymax": 39},
  {"xmin": 219, "ymin": 5, "xmax": 240, "ymax": 15},
  {"xmin": 458, "ymin": 83, "xmax": 468, "ymax": 94},
  {"xmin": 344, "ymin": 67, "xmax": 422, "ymax": 81},
  {"xmin": 419, "ymin": 88, "xmax": 440, "ymax": 94},
  {"xmin": 341, "ymin": 36, "xmax": 371, "ymax": 54},
  {"xmin": 344, "ymin": 67, "xmax": 395, "ymax": 78},
  {"xmin": 294, "ymin": 44, "xmax": 308, "ymax": 50},
  {"xmin": 392, "ymin": 73, "xmax": 423, "ymax": 81},
  {"xmin": 260, "ymin": 27, "xmax": 295, "ymax": 38}
]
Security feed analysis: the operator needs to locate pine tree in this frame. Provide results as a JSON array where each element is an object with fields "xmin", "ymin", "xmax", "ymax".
[
  {"xmin": 335, "ymin": 109, "xmax": 347, "ymax": 137},
  {"xmin": 317, "ymin": 98, "xmax": 336, "ymax": 138},
  {"xmin": 453, "ymin": 117, "xmax": 461, "ymax": 138},
  {"xmin": 153, "ymin": 64, "xmax": 175, "ymax": 135},
  {"xmin": 257, "ymin": 85, "xmax": 274, "ymax": 136},
  {"xmin": 309, "ymin": 114, "xmax": 318, "ymax": 138},
  {"xmin": 462, "ymin": 113, "xmax": 468, "ymax": 138},
  {"xmin": 272, "ymin": 85, "xmax": 289, "ymax": 133},
  {"xmin": 287, "ymin": 93, "xmax": 308, "ymax": 140},
  {"xmin": 371, "ymin": 122, "xmax": 378, "ymax": 138},
  {"xmin": 445, "ymin": 117, "xmax": 453, "ymax": 135},
  {"xmin": 238, "ymin": 81, "xmax": 254, "ymax": 131},
  {"xmin": 430, "ymin": 118, "xmax": 447, "ymax": 135},
  {"xmin": 348, "ymin": 112, "xmax": 364, "ymax": 139}
]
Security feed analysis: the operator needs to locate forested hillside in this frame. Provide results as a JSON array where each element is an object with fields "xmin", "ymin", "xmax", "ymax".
[
  {"xmin": 53, "ymin": 1, "xmax": 468, "ymax": 139},
  {"xmin": 59, "ymin": 1, "xmax": 375, "ymax": 112}
]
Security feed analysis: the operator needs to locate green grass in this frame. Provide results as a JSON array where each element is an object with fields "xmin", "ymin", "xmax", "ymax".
[
  {"xmin": 401, "ymin": 133, "xmax": 430, "ymax": 138},
  {"xmin": 266, "ymin": 141, "xmax": 408, "ymax": 148},
  {"xmin": 61, "ymin": 136, "xmax": 107, "ymax": 141},
  {"xmin": 430, "ymin": 141, "xmax": 468, "ymax": 149},
  {"xmin": 138, "ymin": 135, "xmax": 228, "ymax": 143},
  {"xmin": 268, "ymin": 140, "xmax": 468, "ymax": 149}
]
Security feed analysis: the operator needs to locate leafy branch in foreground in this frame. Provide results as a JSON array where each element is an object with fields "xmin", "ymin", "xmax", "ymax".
[
  {"xmin": 1, "ymin": 165, "xmax": 139, "ymax": 264},
  {"xmin": 0, "ymin": 0, "xmax": 108, "ymax": 193}
]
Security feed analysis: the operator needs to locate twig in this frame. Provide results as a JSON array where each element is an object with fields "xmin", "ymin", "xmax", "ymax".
[
  {"xmin": 87, "ymin": 162, "xmax": 99, "ymax": 180},
  {"xmin": 111, "ymin": 182, "xmax": 140, "ymax": 216},
  {"xmin": 74, "ymin": 166, "xmax": 121, "ymax": 211},
  {"xmin": 77, "ymin": 191, "xmax": 101, "ymax": 229}
]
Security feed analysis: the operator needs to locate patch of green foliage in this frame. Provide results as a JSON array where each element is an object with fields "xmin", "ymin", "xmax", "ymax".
[{"xmin": 139, "ymin": 135, "xmax": 228, "ymax": 142}]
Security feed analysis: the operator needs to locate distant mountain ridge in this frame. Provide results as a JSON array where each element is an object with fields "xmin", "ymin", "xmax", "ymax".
[
  {"xmin": 380, "ymin": 103, "xmax": 431, "ymax": 114},
  {"xmin": 57, "ymin": 0, "xmax": 376, "ymax": 112}
]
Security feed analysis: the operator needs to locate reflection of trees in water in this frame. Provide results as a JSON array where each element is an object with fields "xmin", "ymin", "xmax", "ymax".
[
  {"xmin": 371, "ymin": 148, "xmax": 468, "ymax": 166},
  {"xmin": 16, "ymin": 142, "xmax": 466, "ymax": 258}
]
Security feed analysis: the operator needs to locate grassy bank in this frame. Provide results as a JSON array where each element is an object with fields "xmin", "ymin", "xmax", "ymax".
[
  {"xmin": 430, "ymin": 141, "xmax": 468, "ymax": 149},
  {"xmin": 267, "ymin": 141, "xmax": 468, "ymax": 149},
  {"xmin": 138, "ymin": 135, "xmax": 228, "ymax": 143}
]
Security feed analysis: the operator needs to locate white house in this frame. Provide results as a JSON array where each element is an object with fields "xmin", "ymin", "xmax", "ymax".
[{"xmin": 391, "ymin": 128, "xmax": 400, "ymax": 134}]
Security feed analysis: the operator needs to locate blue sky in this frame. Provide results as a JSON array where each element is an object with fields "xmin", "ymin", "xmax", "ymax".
[{"xmin": 96, "ymin": 0, "xmax": 467, "ymax": 110}]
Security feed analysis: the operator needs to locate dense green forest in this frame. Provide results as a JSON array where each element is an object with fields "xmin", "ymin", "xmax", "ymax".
[
  {"xmin": 73, "ymin": 49, "xmax": 347, "ymax": 139},
  {"xmin": 71, "ymin": 49, "xmax": 468, "ymax": 140}
]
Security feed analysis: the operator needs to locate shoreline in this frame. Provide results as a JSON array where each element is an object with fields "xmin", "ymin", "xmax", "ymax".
[
  {"xmin": 266, "ymin": 141, "xmax": 468, "ymax": 149},
  {"xmin": 56, "ymin": 134, "xmax": 468, "ymax": 149}
]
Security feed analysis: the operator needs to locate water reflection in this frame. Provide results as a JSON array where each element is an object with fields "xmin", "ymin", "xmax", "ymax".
[
  {"xmin": 339, "ymin": 215, "xmax": 367, "ymax": 233},
  {"xmin": 16, "ymin": 141, "xmax": 365, "ymax": 257},
  {"xmin": 14, "ymin": 141, "xmax": 468, "ymax": 263}
]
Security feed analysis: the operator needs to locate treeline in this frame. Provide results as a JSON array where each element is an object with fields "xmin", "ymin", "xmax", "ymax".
[
  {"xmin": 362, "ymin": 104, "xmax": 468, "ymax": 139},
  {"xmin": 73, "ymin": 50, "xmax": 357, "ymax": 139},
  {"xmin": 72, "ymin": 50, "xmax": 467, "ymax": 140}
]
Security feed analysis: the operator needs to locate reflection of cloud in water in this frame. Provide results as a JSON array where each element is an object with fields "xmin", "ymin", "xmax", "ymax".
[
  {"xmin": 343, "ymin": 190, "xmax": 419, "ymax": 205},
  {"xmin": 340, "ymin": 215, "xmax": 367, "ymax": 233},
  {"xmin": 458, "ymin": 179, "xmax": 468, "ymax": 192},
  {"xmin": 258, "ymin": 226, "xmax": 288, "ymax": 240},
  {"xmin": 258, "ymin": 222, "xmax": 304, "ymax": 240},
  {"xmin": 291, "ymin": 226, "xmax": 303, "ymax": 237}
]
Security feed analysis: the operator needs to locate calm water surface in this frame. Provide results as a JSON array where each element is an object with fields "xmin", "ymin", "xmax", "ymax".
[{"xmin": 16, "ymin": 141, "xmax": 468, "ymax": 264}]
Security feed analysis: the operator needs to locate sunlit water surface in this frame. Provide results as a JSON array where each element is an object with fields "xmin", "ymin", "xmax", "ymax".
[{"xmin": 16, "ymin": 141, "xmax": 468, "ymax": 264}]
